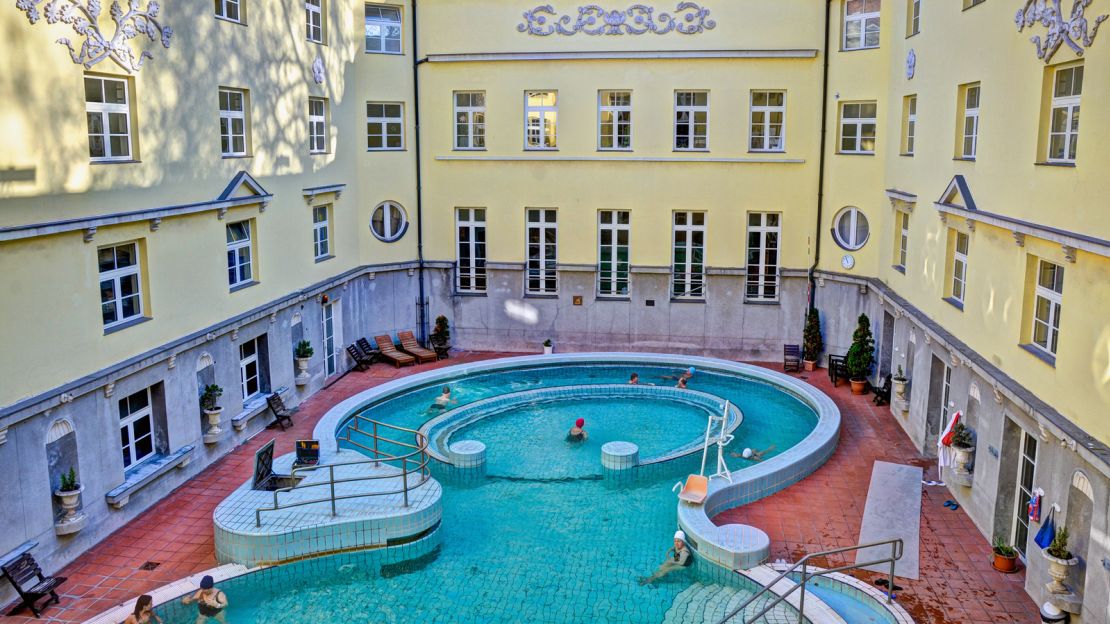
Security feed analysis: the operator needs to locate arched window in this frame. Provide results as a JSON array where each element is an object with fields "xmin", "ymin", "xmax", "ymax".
[
  {"xmin": 832, "ymin": 206, "xmax": 870, "ymax": 250},
  {"xmin": 370, "ymin": 201, "xmax": 408, "ymax": 242}
]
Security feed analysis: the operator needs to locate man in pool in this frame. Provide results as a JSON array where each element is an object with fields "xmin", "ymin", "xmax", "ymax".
[
  {"xmin": 629, "ymin": 373, "xmax": 639, "ymax": 385},
  {"xmin": 182, "ymin": 575, "xmax": 228, "ymax": 623},
  {"xmin": 567, "ymin": 418, "xmax": 588, "ymax": 441},
  {"xmin": 429, "ymin": 386, "xmax": 456, "ymax": 410},
  {"xmin": 639, "ymin": 530, "xmax": 692, "ymax": 585},
  {"xmin": 676, "ymin": 376, "xmax": 689, "ymax": 389},
  {"xmin": 663, "ymin": 367, "xmax": 695, "ymax": 383},
  {"xmin": 730, "ymin": 445, "xmax": 776, "ymax": 462}
]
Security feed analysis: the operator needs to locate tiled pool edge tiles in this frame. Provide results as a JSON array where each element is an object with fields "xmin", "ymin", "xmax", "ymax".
[{"xmin": 419, "ymin": 383, "xmax": 743, "ymax": 466}]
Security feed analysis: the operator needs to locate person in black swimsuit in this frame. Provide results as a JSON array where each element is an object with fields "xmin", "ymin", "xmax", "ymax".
[{"xmin": 182, "ymin": 575, "xmax": 228, "ymax": 623}]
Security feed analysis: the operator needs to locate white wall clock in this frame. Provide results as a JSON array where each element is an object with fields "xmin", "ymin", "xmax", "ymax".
[{"xmin": 841, "ymin": 254, "xmax": 856, "ymax": 270}]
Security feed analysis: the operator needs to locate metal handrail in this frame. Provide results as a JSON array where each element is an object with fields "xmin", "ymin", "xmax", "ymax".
[
  {"xmin": 254, "ymin": 416, "xmax": 431, "ymax": 527},
  {"xmin": 715, "ymin": 538, "xmax": 904, "ymax": 624}
]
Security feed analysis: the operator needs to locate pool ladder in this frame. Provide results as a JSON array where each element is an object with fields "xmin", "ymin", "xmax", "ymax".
[{"xmin": 714, "ymin": 538, "xmax": 904, "ymax": 624}]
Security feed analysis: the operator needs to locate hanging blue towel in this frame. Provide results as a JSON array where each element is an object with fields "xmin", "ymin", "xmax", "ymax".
[{"xmin": 1034, "ymin": 507, "xmax": 1056, "ymax": 550}]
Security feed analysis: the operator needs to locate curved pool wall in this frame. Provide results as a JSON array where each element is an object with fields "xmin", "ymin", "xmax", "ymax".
[
  {"xmin": 315, "ymin": 353, "xmax": 841, "ymax": 571},
  {"xmin": 420, "ymin": 383, "xmax": 743, "ymax": 466}
]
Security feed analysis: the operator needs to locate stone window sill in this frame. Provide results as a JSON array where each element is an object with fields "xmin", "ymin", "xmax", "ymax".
[
  {"xmin": 1034, "ymin": 161, "xmax": 1076, "ymax": 168},
  {"xmin": 105, "ymin": 445, "xmax": 195, "ymax": 509},
  {"xmin": 523, "ymin": 293, "xmax": 559, "ymax": 300},
  {"xmin": 892, "ymin": 264, "xmax": 906, "ymax": 274},
  {"xmin": 454, "ymin": 291, "xmax": 488, "ymax": 298},
  {"xmin": 743, "ymin": 299, "xmax": 781, "ymax": 306},
  {"xmin": 943, "ymin": 297, "xmax": 964, "ymax": 311},
  {"xmin": 1020, "ymin": 343, "xmax": 1057, "ymax": 368},
  {"xmin": 230, "ymin": 280, "xmax": 259, "ymax": 293},
  {"xmin": 671, "ymin": 298, "xmax": 706, "ymax": 304},
  {"xmin": 314, "ymin": 254, "xmax": 335, "ymax": 264},
  {"xmin": 595, "ymin": 296, "xmax": 631, "ymax": 302},
  {"xmin": 104, "ymin": 315, "xmax": 152, "ymax": 335}
]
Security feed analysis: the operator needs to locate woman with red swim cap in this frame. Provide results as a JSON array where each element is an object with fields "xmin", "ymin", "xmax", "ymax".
[{"xmin": 567, "ymin": 417, "xmax": 588, "ymax": 441}]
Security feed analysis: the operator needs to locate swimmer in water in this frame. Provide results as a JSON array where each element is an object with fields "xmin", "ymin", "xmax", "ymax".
[
  {"xmin": 567, "ymin": 418, "xmax": 588, "ymax": 441},
  {"xmin": 730, "ymin": 445, "xmax": 776, "ymax": 462},
  {"xmin": 676, "ymin": 376, "xmax": 688, "ymax": 389},
  {"xmin": 629, "ymin": 373, "xmax": 639, "ymax": 385},
  {"xmin": 639, "ymin": 531, "xmax": 692, "ymax": 585},
  {"xmin": 427, "ymin": 386, "xmax": 457, "ymax": 412}
]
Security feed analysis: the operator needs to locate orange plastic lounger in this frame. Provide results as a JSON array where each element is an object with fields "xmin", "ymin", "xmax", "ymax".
[
  {"xmin": 374, "ymin": 335, "xmax": 416, "ymax": 367},
  {"xmin": 398, "ymin": 330, "xmax": 438, "ymax": 364},
  {"xmin": 677, "ymin": 474, "xmax": 709, "ymax": 505}
]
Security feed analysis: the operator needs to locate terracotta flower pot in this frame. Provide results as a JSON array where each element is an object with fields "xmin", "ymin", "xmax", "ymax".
[
  {"xmin": 850, "ymin": 379, "xmax": 868, "ymax": 395},
  {"xmin": 803, "ymin": 360, "xmax": 816, "ymax": 372},
  {"xmin": 991, "ymin": 551, "xmax": 1017, "ymax": 573}
]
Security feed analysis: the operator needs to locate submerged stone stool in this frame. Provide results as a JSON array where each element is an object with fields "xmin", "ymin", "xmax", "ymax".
[
  {"xmin": 448, "ymin": 440, "xmax": 486, "ymax": 468},
  {"xmin": 601, "ymin": 441, "xmax": 639, "ymax": 470}
]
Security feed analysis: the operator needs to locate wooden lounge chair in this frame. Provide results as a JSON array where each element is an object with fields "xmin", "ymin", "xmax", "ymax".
[
  {"xmin": 828, "ymin": 354, "xmax": 848, "ymax": 387},
  {"xmin": 676, "ymin": 474, "xmax": 709, "ymax": 505},
  {"xmin": 2, "ymin": 552, "xmax": 66, "ymax": 618},
  {"xmin": 375, "ymin": 335, "xmax": 416, "ymax": 368},
  {"xmin": 783, "ymin": 344, "xmax": 802, "ymax": 372},
  {"xmin": 873, "ymin": 373, "xmax": 892, "ymax": 406},
  {"xmin": 265, "ymin": 392, "xmax": 297, "ymax": 430},
  {"xmin": 398, "ymin": 330, "xmax": 438, "ymax": 363},
  {"xmin": 356, "ymin": 337, "xmax": 379, "ymax": 361},
  {"xmin": 346, "ymin": 344, "xmax": 373, "ymax": 371}
]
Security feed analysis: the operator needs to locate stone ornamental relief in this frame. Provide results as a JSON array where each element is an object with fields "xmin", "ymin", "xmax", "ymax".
[
  {"xmin": 14, "ymin": 0, "xmax": 173, "ymax": 73},
  {"xmin": 1015, "ymin": 0, "xmax": 1107, "ymax": 62},
  {"xmin": 518, "ymin": 2, "xmax": 716, "ymax": 36}
]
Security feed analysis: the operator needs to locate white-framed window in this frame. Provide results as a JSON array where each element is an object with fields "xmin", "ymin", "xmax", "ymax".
[
  {"xmin": 99, "ymin": 242, "xmax": 143, "ymax": 328},
  {"xmin": 365, "ymin": 4, "xmax": 401, "ymax": 54},
  {"xmin": 1032, "ymin": 260, "xmax": 1064, "ymax": 355},
  {"xmin": 309, "ymin": 97, "xmax": 328, "ymax": 154},
  {"xmin": 215, "ymin": 0, "xmax": 240, "ymax": 22},
  {"xmin": 371, "ymin": 201, "xmax": 408, "ymax": 242},
  {"xmin": 895, "ymin": 210, "xmax": 910, "ymax": 269},
  {"xmin": 456, "ymin": 208, "xmax": 487, "ymax": 293},
  {"xmin": 844, "ymin": 0, "xmax": 881, "ymax": 50},
  {"xmin": 322, "ymin": 302, "xmax": 338, "ymax": 376},
  {"xmin": 313, "ymin": 205, "xmax": 330, "ymax": 260},
  {"xmin": 1048, "ymin": 65, "xmax": 1082, "ymax": 163},
  {"xmin": 750, "ymin": 91, "xmax": 786, "ymax": 152},
  {"xmin": 598, "ymin": 91, "xmax": 632, "ymax": 150},
  {"xmin": 961, "ymin": 84, "xmax": 980, "ymax": 159},
  {"xmin": 119, "ymin": 388, "xmax": 155, "ymax": 469},
  {"xmin": 598, "ymin": 210, "xmax": 630, "ymax": 296},
  {"xmin": 219, "ymin": 88, "xmax": 248, "ymax": 157},
  {"xmin": 832, "ymin": 206, "xmax": 869, "ymax": 250},
  {"xmin": 672, "ymin": 211, "xmax": 705, "ymax": 299},
  {"xmin": 226, "ymin": 221, "xmax": 253, "ymax": 287},
  {"xmin": 940, "ymin": 363, "xmax": 953, "ymax": 423},
  {"xmin": 454, "ymin": 91, "xmax": 486, "ymax": 150},
  {"xmin": 907, "ymin": 0, "xmax": 920, "ymax": 36},
  {"xmin": 746, "ymin": 213, "xmax": 780, "ymax": 301},
  {"xmin": 239, "ymin": 337, "xmax": 262, "ymax": 400},
  {"xmin": 903, "ymin": 95, "xmax": 916, "ymax": 155},
  {"xmin": 526, "ymin": 209, "xmax": 558, "ymax": 294},
  {"xmin": 840, "ymin": 102, "xmax": 877, "ymax": 154},
  {"xmin": 525, "ymin": 91, "xmax": 558, "ymax": 150},
  {"xmin": 950, "ymin": 231, "xmax": 969, "ymax": 303},
  {"xmin": 367, "ymin": 102, "xmax": 404, "ymax": 150},
  {"xmin": 674, "ymin": 91, "xmax": 709, "ymax": 151},
  {"xmin": 306, "ymin": 0, "xmax": 324, "ymax": 43},
  {"xmin": 85, "ymin": 75, "xmax": 132, "ymax": 161},
  {"xmin": 1012, "ymin": 431, "xmax": 1038, "ymax": 558}
]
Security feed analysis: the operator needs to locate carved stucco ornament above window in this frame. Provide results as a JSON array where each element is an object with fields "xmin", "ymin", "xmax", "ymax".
[
  {"xmin": 15, "ymin": 0, "xmax": 173, "ymax": 73},
  {"xmin": 1015, "ymin": 0, "xmax": 1108, "ymax": 62},
  {"xmin": 905, "ymin": 48, "xmax": 916, "ymax": 79},
  {"xmin": 517, "ymin": 2, "xmax": 716, "ymax": 36},
  {"xmin": 312, "ymin": 56, "xmax": 325, "ymax": 85}
]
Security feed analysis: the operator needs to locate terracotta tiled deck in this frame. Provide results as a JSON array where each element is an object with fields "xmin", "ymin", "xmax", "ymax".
[{"xmin": 4, "ymin": 353, "xmax": 1038, "ymax": 623}]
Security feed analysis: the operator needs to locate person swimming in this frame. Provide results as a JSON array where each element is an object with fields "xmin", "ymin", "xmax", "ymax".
[
  {"xmin": 427, "ymin": 386, "xmax": 456, "ymax": 412},
  {"xmin": 567, "ymin": 418, "xmax": 588, "ymax": 441},
  {"xmin": 663, "ymin": 367, "xmax": 695, "ymax": 383},
  {"xmin": 629, "ymin": 373, "xmax": 639, "ymax": 384},
  {"xmin": 639, "ymin": 530, "xmax": 693, "ymax": 585},
  {"xmin": 182, "ymin": 575, "xmax": 227, "ymax": 623},
  {"xmin": 676, "ymin": 375, "xmax": 689, "ymax": 389},
  {"xmin": 730, "ymin": 445, "xmax": 776, "ymax": 462}
]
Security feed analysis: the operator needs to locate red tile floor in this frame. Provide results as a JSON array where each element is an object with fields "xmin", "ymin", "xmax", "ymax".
[{"xmin": 4, "ymin": 353, "xmax": 1038, "ymax": 623}]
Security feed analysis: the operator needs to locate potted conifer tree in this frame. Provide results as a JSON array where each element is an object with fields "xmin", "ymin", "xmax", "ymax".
[
  {"xmin": 845, "ymin": 314, "xmax": 876, "ymax": 395},
  {"xmin": 54, "ymin": 467, "xmax": 82, "ymax": 518},
  {"xmin": 951, "ymin": 422, "xmax": 975, "ymax": 474},
  {"xmin": 200, "ymin": 384, "xmax": 224, "ymax": 439},
  {"xmin": 430, "ymin": 315, "xmax": 451, "ymax": 359},
  {"xmin": 802, "ymin": 308, "xmax": 823, "ymax": 371},
  {"xmin": 1044, "ymin": 527, "xmax": 1079, "ymax": 593},
  {"xmin": 892, "ymin": 365, "xmax": 908, "ymax": 400},
  {"xmin": 294, "ymin": 340, "xmax": 313, "ymax": 386},
  {"xmin": 543, "ymin": 338, "xmax": 553, "ymax": 355}
]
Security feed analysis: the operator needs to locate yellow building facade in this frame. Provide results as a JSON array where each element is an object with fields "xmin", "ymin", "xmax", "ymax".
[{"xmin": 1, "ymin": 0, "xmax": 1108, "ymax": 618}]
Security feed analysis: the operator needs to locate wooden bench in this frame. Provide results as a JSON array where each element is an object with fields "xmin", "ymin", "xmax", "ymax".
[{"xmin": 1, "ymin": 552, "xmax": 65, "ymax": 618}]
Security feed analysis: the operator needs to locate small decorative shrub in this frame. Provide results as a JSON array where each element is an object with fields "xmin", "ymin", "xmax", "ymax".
[
  {"xmin": 802, "ymin": 308, "xmax": 824, "ymax": 362},
  {"xmin": 845, "ymin": 314, "xmax": 876, "ymax": 381},
  {"xmin": 543, "ymin": 338, "xmax": 553, "ymax": 347},
  {"xmin": 295, "ymin": 340, "xmax": 314, "ymax": 358},
  {"xmin": 200, "ymin": 384, "xmax": 224, "ymax": 412},
  {"xmin": 951, "ymin": 422, "xmax": 974, "ymax": 449},
  {"xmin": 1047, "ymin": 527, "xmax": 1071, "ymax": 560},
  {"xmin": 59, "ymin": 467, "xmax": 80, "ymax": 492},
  {"xmin": 991, "ymin": 537, "xmax": 1016, "ymax": 558},
  {"xmin": 893, "ymin": 365, "xmax": 907, "ymax": 382},
  {"xmin": 431, "ymin": 315, "xmax": 451, "ymax": 346}
]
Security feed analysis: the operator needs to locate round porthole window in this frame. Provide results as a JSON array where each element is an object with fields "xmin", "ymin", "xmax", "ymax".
[
  {"xmin": 832, "ymin": 206, "xmax": 869, "ymax": 251},
  {"xmin": 370, "ymin": 201, "xmax": 408, "ymax": 242}
]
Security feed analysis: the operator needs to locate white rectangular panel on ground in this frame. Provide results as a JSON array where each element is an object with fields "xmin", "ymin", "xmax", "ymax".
[{"xmin": 853, "ymin": 461, "xmax": 922, "ymax": 580}]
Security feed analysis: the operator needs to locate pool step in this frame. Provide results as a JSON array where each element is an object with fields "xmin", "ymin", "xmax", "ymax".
[{"xmin": 663, "ymin": 582, "xmax": 745, "ymax": 624}]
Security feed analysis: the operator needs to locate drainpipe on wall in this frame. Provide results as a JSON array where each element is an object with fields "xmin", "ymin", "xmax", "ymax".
[
  {"xmin": 412, "ymin": 0, "xmax": 429, "ymax": 344},
  {"xmin": 807, "ymin": 0, "xmax": 834, "ymax": 312}
]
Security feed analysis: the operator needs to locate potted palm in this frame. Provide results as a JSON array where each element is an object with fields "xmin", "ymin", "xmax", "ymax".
[
  {"xmin": 991, "ymin": 537, "xmax": 1018, "ymax": 572},
  {"xmin": 543, "ymin": 338, "xmax": 553, "ymax": 355},
  {"xmin": 845, "ymin": 313, "xmax": 875, "ymax": 395},
  {"xmin": 430, "ymin": 315, "xmax": 451, "ymax": 359},
  {"xmin": 294, "ymin": 340, "xmax": 313, "ymax": 386},
  {"xmin": 951, "ymin": 422, "xmax": 975, "ymax": 474},
  {"xmin": 200, "ymin": 384, "xmax": 224, "ymax": 440},
  {"xmin": 892, "ymin": 365, "xmax": 908, "ymax": 400},
  {"xmin": 802, "ymin": 308, "xmax": 823, "ymax": 371},
  {"xmin": 1044, "ymin": 527, "xmax": 1078, "ymax": 593}
]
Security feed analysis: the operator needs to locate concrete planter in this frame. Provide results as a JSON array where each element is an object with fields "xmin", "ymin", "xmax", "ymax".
[
  {"xmin": 850, "ymin": 379, "xmax": 868, "ymax": 395},
  {"xmin": 54, "ymin": 485, "xmax": 82, "ymax": 517},
  {"xmin": 893, "ymin": 378, "xmax": 907, "ymax": 400},
  {"xmin": 295, "ymin": 357, "xmax": 311, "ymax": 386},
  {"xmin": 803, "ymin": 359, "xmax": 816, "ymax": 372},
  {"xmin": 543, "ymin": 344, "xmax": 553, "ymax": 355},
  {"xmin": 1043, "ymin": 551, "xmax": 1079, "ymax": 594},
  {"xmin": 54, "ymin": 485, "xmax": 87, "ymax": 535},
  {"xmin": 953, "ymin": 444, "xmax": 974, "ymax": 474},
  {"xmin": 203, "ymin": 407, "xmax": 224, "ymax": 443}
]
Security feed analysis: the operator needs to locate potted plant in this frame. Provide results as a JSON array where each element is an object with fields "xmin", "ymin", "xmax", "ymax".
[
  {"xmin": 200, "ymin": 384, "xmax": 224, "ymax": 437},
  {"xmin": 54, "ymin": 467, "xmax": 82, "ymax": 520},
  {"xmin": 1044, "ymin": 526, "xmax": 1078, "ymax": 593},
  {"xmin": 991, "ymin": 537, "xmax": 1018, "ymax": 573},
  {"xmin": 430, "ymin": 315, "xmax": 451, "ymax": 359},
  {"xmin": 892, "ymin": 365, "xmax": 908, "ymax": 400},
  {"xmin": 294, "ymin": 340, "xmax": 314, "ymax": 386},
  {"xmin": 845, "ymin": 313, "xmax": 875, "ymax": 395},
  {"xmin": 801, "ymin": 308, "xmax": 823, "ymax": 371},
  {"xmin": 543, "ymin": 338, "xmax": 553, "ymax": 355},
  {"xmin": 951, "ymin": 422, "xmax": 975, "ymax": 474}
]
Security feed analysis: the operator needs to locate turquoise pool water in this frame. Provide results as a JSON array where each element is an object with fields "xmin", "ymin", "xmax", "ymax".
[
  {"xmin": 787, "ymin": 574, "xmax": 898, "ymax": 624},
  {"xmin": 159, "ymin": 362, "xmax": 821, "ymax": 623}
]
